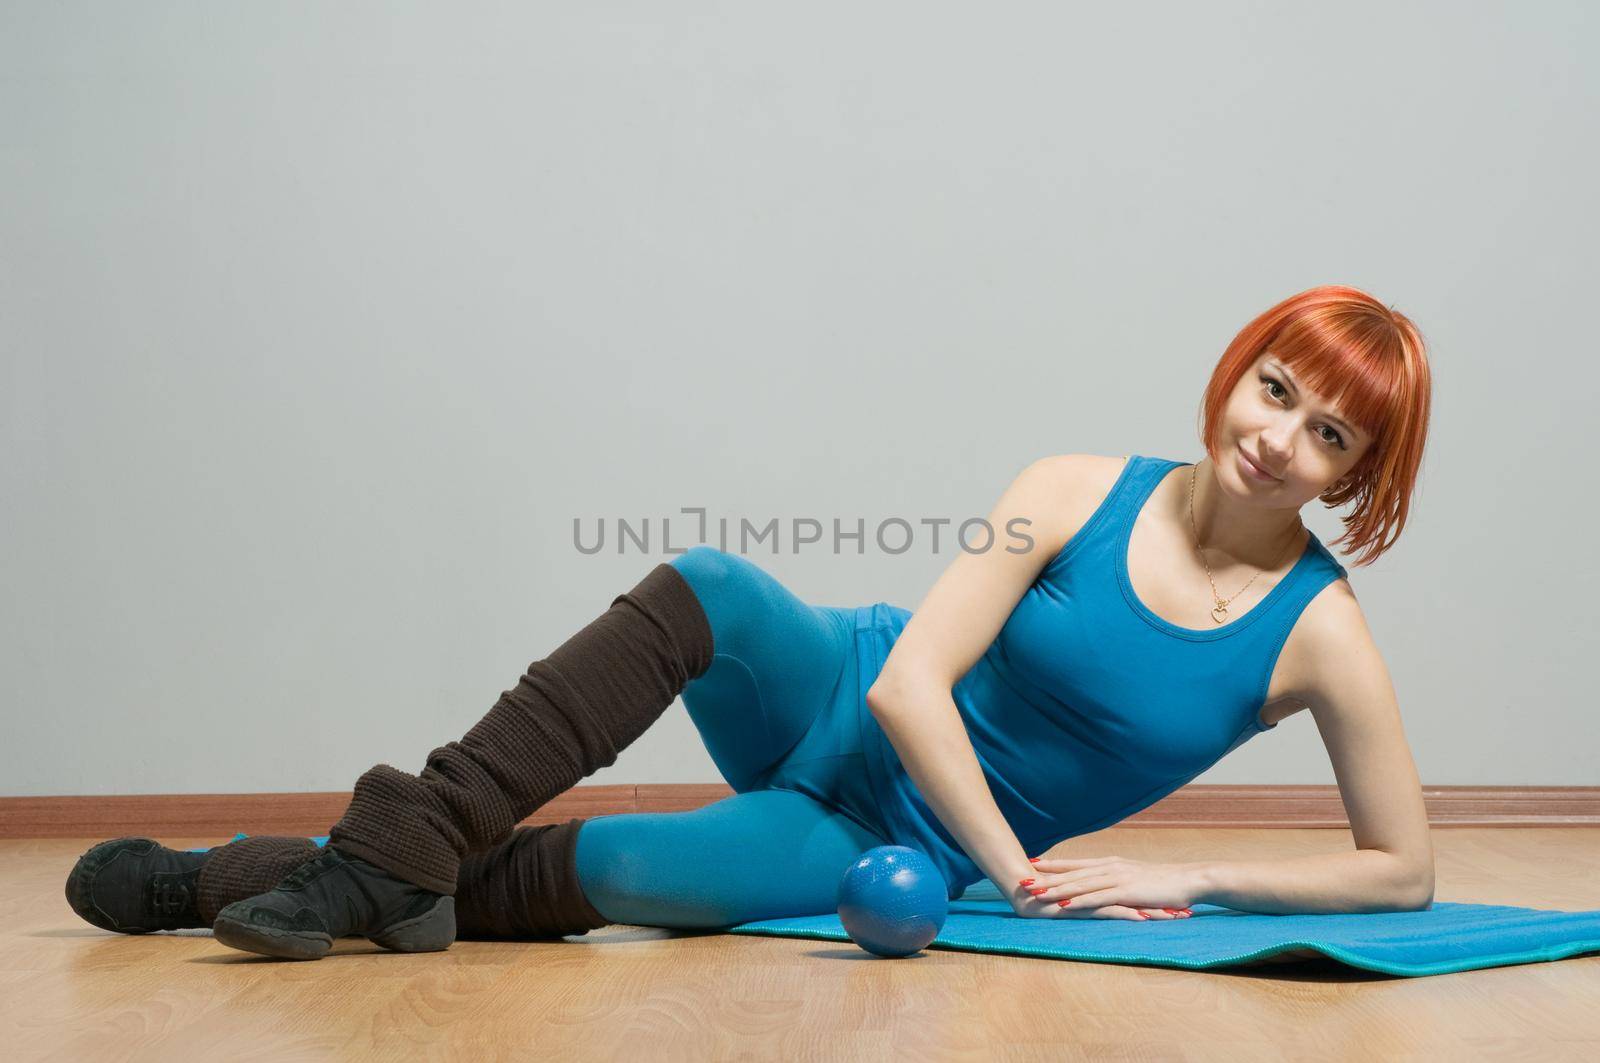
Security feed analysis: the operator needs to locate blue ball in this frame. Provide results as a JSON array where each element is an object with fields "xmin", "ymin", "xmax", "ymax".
[{"xmin": 837, "ymin": 845, "xmax": 949, "ymax": 958}]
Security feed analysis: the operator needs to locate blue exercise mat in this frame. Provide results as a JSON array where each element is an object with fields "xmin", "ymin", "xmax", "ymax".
[
  {"xmin": 188, "ymin": 833, "xmax": 330, "ymax": 852},
  {"xmin": 197, "ymin": 837, "xmax": 1600, "ymax": 976},
  {"xmin": 727, "ymin": 879, "xmax": 1600, "ymax": 977}
]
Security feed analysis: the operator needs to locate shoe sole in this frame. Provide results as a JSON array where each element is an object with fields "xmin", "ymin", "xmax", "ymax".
[{"xmin": 213, "ymin": 895, "xmax": 457, "ymax": 961}]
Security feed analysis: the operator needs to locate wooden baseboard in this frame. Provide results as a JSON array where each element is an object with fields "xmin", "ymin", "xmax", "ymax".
[{"xmin": 2, "ymin": 784, "xmax": 1596, "ymax": 839}]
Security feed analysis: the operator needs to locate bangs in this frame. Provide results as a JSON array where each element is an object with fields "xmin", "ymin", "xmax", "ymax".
[{"xmin": 1269, "ymin": 309, "xmax": 1414, "ymax": 442}]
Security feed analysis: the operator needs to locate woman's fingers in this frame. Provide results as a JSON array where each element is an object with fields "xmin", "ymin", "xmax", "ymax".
[
  {"xmin": 1048, "ymin": 904, "xmax": 1191, "ymax": 921},
  {"xmin": 1095, "ymin": 906, "xmax": 1146, "ymax": 921},
  {"xmin": 1044, "ymin": 903, "xmax": 1139, "ymax": 920},
  {"xmin": 1026, "ymin": 875, "xmax": 1112, "ymax": 905}
]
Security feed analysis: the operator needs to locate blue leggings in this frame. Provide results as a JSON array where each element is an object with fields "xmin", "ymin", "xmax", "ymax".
[{"xmin": 571, "ymin": 546, "xmax": 894, "ymax": 929}]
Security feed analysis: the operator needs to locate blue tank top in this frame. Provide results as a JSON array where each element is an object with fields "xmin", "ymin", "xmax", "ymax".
[{"xmin": 854, "ymin": 454, "xmax": 1349, "ymax": 896}]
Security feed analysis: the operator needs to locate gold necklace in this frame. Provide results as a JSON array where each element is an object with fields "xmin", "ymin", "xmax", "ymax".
[{"xmin": 1188, "ymin": 460, "xmax": 1304, "ymax": 624}]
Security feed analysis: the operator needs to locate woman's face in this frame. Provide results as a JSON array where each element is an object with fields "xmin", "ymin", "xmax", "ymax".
[{"xmin": 1215, "ymin": 352, "xmax": 1372, "ymax": 505}]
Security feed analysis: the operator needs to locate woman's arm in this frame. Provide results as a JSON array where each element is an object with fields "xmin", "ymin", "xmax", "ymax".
[
  {"xmin": 1197, "ymin": 580, "xmax": 1435, "ymax": 913},
  {"xmin": 867, "ymin": 455, "xmax": 1139, "ymax": 914},
  {"xmin": 869, "ymin": 681, "xmax": 1034, "ymax": 900},
  {"xmin": 1194, "ymin": 848, "xmax": 1429, "ymax": 914}
]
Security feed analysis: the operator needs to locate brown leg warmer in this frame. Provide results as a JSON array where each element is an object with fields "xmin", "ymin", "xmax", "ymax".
[
  {"xmin": 196, "ymin": 836, "xmax": 322, "ymax": 924},
  {"xmin": 190, "ymin": 822, "xmax": 606, "ymax": 939},
  {"xmin": 327, "ymin": 562, "xmax": 714, "ymax": 895},
  {"xmin": 454, "ymin": 818, "xmax": 608, "ymax": 939}
]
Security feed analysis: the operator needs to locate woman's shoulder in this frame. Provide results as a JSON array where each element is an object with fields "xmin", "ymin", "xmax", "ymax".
[
  {"xmin": 1276, "ymin": 574, "xmax": 1370, "ymax": 706},
  {"xmin": 1014, "ymin": 453, "xmax": 1137, "ymax": 557},
  {"xmin": 1296, "ymin": 575, "xmax": 1366, "ymax": 647},
  {"xmin": 1025, "ymin": 453, "xmax": 1135, "ymax": 504},
  {"xmin": 1027, "ymin": 451, "xmax": 1134, "ymax": 483}
]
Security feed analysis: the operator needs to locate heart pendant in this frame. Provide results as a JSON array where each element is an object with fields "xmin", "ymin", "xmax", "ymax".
[{"xmin": 1211, "ymin": 605, "xmax": 1229, "ymax": 624}]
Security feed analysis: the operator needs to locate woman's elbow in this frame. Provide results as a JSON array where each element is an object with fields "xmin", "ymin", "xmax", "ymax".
[
  {"xmin": 866, "ymin": 669, "xmax": 946, "ymax": 716},
  {"xmin": 865, "ymin": 679, "xmax": 898, "ymax": 717},
  {"xmin": 1410, "ymin": 865, "xmax": 1437, "ymax": 910}
]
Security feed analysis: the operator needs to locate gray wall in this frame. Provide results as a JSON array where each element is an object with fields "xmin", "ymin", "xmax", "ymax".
[{"xmin": 4, "ymin": 1, "xmax": 1594, "ymax": 798}]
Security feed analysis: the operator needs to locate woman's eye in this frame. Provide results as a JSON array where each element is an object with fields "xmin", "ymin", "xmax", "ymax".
[{"xmin": 1262, "ymin": 376, "xmax": 1345, "ymax": 448}]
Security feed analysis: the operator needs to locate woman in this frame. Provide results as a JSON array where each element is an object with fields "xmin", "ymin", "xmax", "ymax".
[{"xmin": 67, "ymin": 284, "xmax": 1435, "ymax": 960}]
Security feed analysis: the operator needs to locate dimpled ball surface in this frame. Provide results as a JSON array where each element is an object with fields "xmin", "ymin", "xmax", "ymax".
[{"xmin": 836, "ymin": 845, "xmax": 949, "ymax": 958}]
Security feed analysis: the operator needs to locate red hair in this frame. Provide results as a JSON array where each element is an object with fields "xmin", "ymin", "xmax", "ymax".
[{"xmin": 1198, "ymin": 285, "xmax": 1432, "ymax": 568}]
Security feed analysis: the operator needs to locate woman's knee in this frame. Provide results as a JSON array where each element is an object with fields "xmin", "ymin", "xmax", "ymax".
[
  {"xmin": 667, "ymin": 545, "xmax": 749, "ymax": 598},
  {"xmin": 666, "ymin": 546, "xmax": 773, "ymax": 640}
]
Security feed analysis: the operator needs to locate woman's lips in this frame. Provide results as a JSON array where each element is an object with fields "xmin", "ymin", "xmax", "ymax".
[{"xmin": 1237, "ymin": 446, "xmax": 1280, "ymax": 482}]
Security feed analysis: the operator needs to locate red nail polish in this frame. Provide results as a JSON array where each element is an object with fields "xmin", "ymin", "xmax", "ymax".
[
  {"xmin": 1019, "ymin": 878, "xmax": 1034, "ymax": 886},
  {"xmin": 1029, "ymin": 857, "xmax": 1041, "ymax": 863},
  {"xmin": 1138, "ymin": 912, "xmax": 1150, "ymax": 920},
  {"xmin": 1057, "ymin": 899, "xmax": 1071, "ymax": 908}
]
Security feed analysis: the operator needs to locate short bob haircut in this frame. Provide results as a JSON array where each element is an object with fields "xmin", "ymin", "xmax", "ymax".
[{"xmin": 1198, "ymin": 285, "xmax": 1432, "ymax": 568}]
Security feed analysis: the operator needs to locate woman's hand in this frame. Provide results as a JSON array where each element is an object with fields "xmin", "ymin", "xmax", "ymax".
[{"xmin": 1011, "ymin": 855, "xmax": 1201, "ymax": 921}]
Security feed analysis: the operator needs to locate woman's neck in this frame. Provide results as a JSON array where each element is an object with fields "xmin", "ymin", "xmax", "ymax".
[{"xmin": 1178, "ymin": 456, "xmax": 1307, "ymax": 570}]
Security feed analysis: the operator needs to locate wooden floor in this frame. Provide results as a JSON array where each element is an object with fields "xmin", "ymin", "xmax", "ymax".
[{"xmin": 6, "ymin": 827, "xmax": 1599, "ymax": 1061}]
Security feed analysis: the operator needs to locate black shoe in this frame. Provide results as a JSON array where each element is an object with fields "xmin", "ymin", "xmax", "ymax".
[
  {"xmin": 211, "ymin": 844, "xmax": 455, "ymax": 961},
  {"xmin": 66, "ymin": 837, "xmax": 210, "ymax": 934}
]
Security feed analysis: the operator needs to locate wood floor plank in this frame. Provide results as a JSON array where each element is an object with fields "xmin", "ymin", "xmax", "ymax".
[{"xmin": 7, "ymin": 828, "xmax": 1599, "ymax": 1060}]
